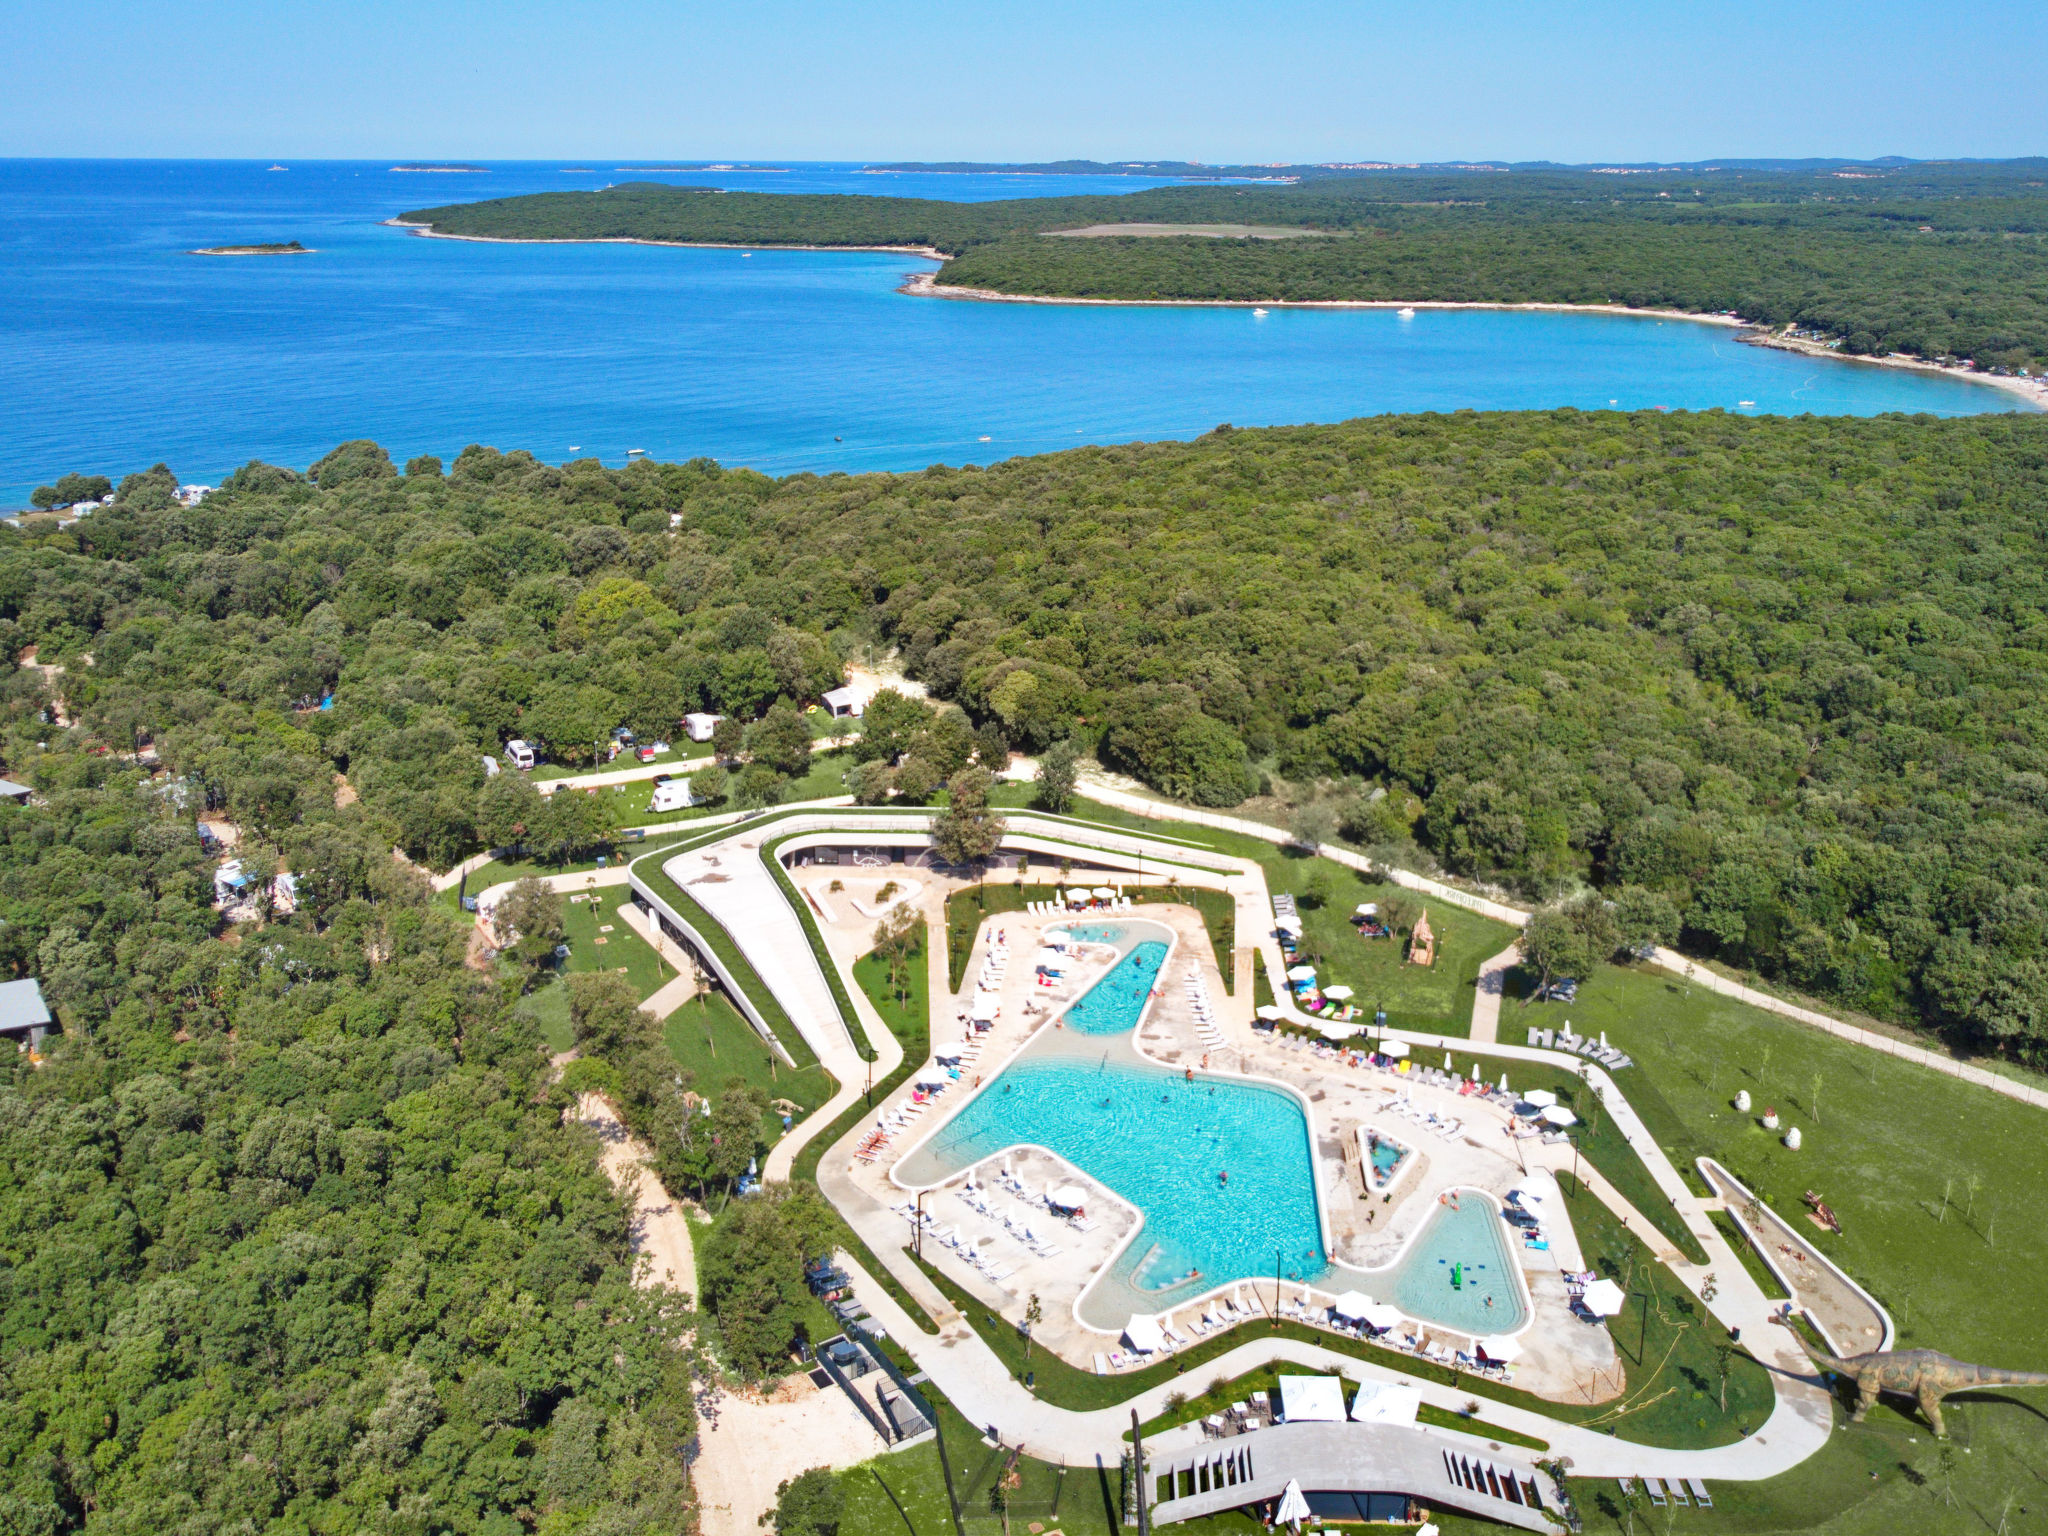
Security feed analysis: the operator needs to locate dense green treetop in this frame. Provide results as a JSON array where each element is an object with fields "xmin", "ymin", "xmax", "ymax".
[
  {"xmin": 10, "ymin": 410, "xmax": 2048, "ymax": 1060},
  {"xmin": 401, "ymin": 163, "xmax": 2048, "ymax": 365}
]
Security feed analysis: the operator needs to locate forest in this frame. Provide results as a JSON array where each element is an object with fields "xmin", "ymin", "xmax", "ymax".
[
  {"xmin": 7, "ymin": 412, "xmax": 2048, "ymax": 1066},
  {"xmin": 402, "ymin": 161, "xmax": 2048, "ymax": 366}
]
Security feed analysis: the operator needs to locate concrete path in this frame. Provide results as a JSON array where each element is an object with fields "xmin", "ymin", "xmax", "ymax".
[
  {"xmin": 617, "ymin": 901, "xmax": 707, "ymax": 1017},
  {"xmin": 1078, "ymin": 771, "xmax": 2048, "ymax": 1116},
  {"xmin": 1469, "ymin": 943, "xmax": 1520, "ymax": 1045}
]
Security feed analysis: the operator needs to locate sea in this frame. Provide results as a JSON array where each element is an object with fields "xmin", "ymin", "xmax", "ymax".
[{"xmin": 0, "ymin": 159, "xmax": 2029, "ymax": 503}]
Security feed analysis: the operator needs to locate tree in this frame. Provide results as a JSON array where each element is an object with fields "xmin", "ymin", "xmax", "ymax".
[
  {"xmin": 932, "ymin": 766, "xmax": 1005, "ymax": 867},
  {"xmin": 495, "ymin": 877, "xmax": 565, "ymax": 976},
  {"xmin": 892, "ymin": 756, "xmax": 940, "ymax": 802},
  {"xmin": 709, "ymin": 1077, "xmax": 770, "ymax": 1199},
  {"xmin": 698, "ymin": 1184, "xmax": 838, "ymax": 1375},
  {"xmin": 732, "ymin": 762, "xmax": 786, "ymax": 808},
  {"xmin": 31, "ymin": 472, "xmax": 112, "ymax": 510},
  {"xmin": 689, "ymin": 764, "xmax": 728, "ymax": 804},
  {"xmin": 478, "ymin": 770, "xmax": 545, "ymax": 854},
  {"xmin": 847, "ymin": 759, "xmax": 893, "ymax": 805},
  {"xmin": 569, "ymin": 970, "xmax": 644, "ymax": 1059},
  {"xmin": 749, "ymin": 701, "xmax": 813, "ymax": 779},
  {"xmin": 1611, "ymin": 885, "xmax": 1681, "ymax": 954},
  {"xmin": 1518, "ymin": 894, "xmax": 1620, "ymax": 999},
  {"xmin": 1022, "ymin": 1292, "xmax": 1044, "ymax": 1359},
  {"xmin": 853, "ymin": 688, "xmax": 931, "ymax": 764},
  {"xmin": 764, "ymin": 1468, "xmax": 843, "ymax": 1536},
  {"xmin": 1292, "ymin": 800, "xmax": 1337, "ymax": 851},
  {"xmin": 711, "ymin": 714, "xmax": 746, "ymax": 761},
  {"xmin": 1033, "ymin": 740, "xmax": 1078, "ymax": 814}
]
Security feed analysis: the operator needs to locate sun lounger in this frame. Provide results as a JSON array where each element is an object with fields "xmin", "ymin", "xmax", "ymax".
[
  {"xmin": 1686, "ymin": 1479, "xmax": 1711, "ymax": 1508},
  {"xmin": 1666, "ymin": 1480, "xmax": 1690, "ymax": 1507},
  {"xmin": 1643, "ymin": 1477, "xmax": 1667, "ymax": 1506},
  {"xmin": 1094, "ymin": 1353, "xmax": 1109, "ymax": 1375}
]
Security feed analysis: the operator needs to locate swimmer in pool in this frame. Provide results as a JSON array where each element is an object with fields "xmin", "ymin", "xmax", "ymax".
[{"xmin": 1219, "ymin": 1169, "xmax": 1229, "ymax": 1186}]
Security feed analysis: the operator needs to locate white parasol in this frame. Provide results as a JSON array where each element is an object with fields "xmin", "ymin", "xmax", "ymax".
[
  {"xmin": 1522, "ymin": 1088, "xmax": 1558, "ymax": 1108},
  {"xmin": 1581, "ymin": 1278, "xmax": 1627, "ymax": 1317},
  {"xmin": 1540, "ymin": 1105, "xmax": 1578, "ymax": 1127}
]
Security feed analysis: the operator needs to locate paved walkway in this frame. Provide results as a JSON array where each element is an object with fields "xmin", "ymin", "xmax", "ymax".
[
  {"xmin": 1469, "ymin": 942, "xmax": 1520, "ymax": 1045},
  {"xmin": 1076, "ymin": 772, "xmax": 2048, "ymax": 1116}
]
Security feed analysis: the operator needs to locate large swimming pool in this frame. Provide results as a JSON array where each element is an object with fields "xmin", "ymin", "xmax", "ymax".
[{"xmin": 898, "ymin": 913, "xmax": 1528, "ymax": 1335}]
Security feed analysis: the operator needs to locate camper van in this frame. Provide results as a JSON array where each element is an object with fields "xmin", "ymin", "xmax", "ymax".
[
  {"xmin": 683, "ymin": 712, "xmax": 722, "ymax": 743},
  {"xmin": 649, "ymin": 779, "xmax": 696, "ymax": 814},
  {"xmin": 505, "ymin": 739, "xmax": 537, "ymax": 772}
]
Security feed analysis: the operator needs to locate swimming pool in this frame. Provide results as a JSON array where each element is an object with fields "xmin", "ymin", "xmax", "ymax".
[
  {"xmin": 1381, "ymin": 1194, "xmax": 1529, "ymax": 1335},
  {"xmin": 1062, "ymin": 940, "xmax": 1168, "ymax": 1035}
]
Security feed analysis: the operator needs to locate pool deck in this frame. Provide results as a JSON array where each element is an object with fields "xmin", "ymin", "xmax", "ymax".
[{"xmin": 834, "ymin": 895, "xmax": 1619, "ymax": 1401}]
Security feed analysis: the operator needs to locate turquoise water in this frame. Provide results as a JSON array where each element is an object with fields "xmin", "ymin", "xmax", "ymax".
[
  {"xmin": 1061, "ymin": 941, "xmax": 1168, "ymax": 1035},
  {"xmin": 1370, "ymin": 1139, "xmax": 1404, "ymax": 1176},
  {"xmin": 0, "ymin": 160, "xmax": 2029, "ymax": 504},
  {"xmin": 1383, "ymin": 1196, "xmax": 1529, "ymax": 1335},
  {"xmin": 900, "ymin": 1049, "xmax": 1327, "ymax": 1323}
]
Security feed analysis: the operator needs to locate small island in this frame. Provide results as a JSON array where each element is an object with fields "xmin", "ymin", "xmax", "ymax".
[{"xmin": 189, "ymin": 241, "xmax": 312, "ymax": 256}]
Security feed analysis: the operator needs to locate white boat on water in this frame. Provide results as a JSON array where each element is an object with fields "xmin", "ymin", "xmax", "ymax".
[
  {"xmin": 1252, "ymin": 307, "xmax": 1269, "ymax": 317},
  {"xmin": 1398, "ymin": 307, "xmax": 1416, "ymax": 319}
]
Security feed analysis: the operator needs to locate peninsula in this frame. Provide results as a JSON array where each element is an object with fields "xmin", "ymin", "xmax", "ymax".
[{"xmin": 399, "ymin": 159, "xmax": 2048, "ymax": 374}]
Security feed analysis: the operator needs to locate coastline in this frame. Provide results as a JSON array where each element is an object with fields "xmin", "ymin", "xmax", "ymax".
[
  {"xmin": 383, "ymin": 219, "xmax": 947, "ymax": 260},
  {"xmin": 381, "ymin": 224, "xmax": 2046, "ymax": 409},
  {"xmin": 904, "ymin": 271, "xmax": 2047, "ymax": 408},
  {"xmin": 190, "ymin": 245, "xmax": 315, "ymax": 256}
]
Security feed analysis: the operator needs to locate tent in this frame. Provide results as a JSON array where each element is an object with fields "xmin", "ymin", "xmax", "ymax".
[
  {"xmin": 1348, "ymin": 1381, "xmax": 1422, "ymax": 1425},
  {"xmin": 1330, "ymin": 1291, "xmax": 1372, "ymax": 1322},
  {"xmin": 1581, "ymin": 1278, "xmax": 1627, "ymax": 1317},
  {"xmin": 1360, "ymin": 1302, "xmax": 1405, "ymax": 1332},
  {"xmin": 1540, "ymin": 1105, "xmax": 1578, "ymax": 1128},
  {"xmin": 1275, "ymin": 1376, "xmax": 1347, "ymax": 1423},
  {"xmin": 1379, "ymin": 1039, "xmax": 1410, "ymax": 1059},
  {"xmin": 1476, "ymin": 1334, "xmax": 1524, "ymax": 1363},
  {"xmin": 1123, "ymin": 1315, "xmax": 1166, "ymax": 1354},
  {"xmin": 1323, "ymin": 984, "xmax": 1355, "ymax": 1001},
  {"xmin": 1522, "ymin": 1089, "xmax": 1558, "ymax": 1108},
  {"xmin": 1274, "ymin": 1480, "xmax": 1312, "ymax": 1530}
]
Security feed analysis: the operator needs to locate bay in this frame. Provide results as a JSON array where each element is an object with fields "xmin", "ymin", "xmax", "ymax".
[{"xmin": 0, "ymin": 159, "xmax": 2027, "ymax": 503}]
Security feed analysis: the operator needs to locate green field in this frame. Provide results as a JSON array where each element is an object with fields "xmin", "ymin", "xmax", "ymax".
[{"xmin": 664, "ymin": 987, "xmax": 835, "ymax": 1145}]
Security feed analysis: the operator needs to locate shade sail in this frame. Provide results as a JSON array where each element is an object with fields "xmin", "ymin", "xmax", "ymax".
[
  {"xmin": 1330, "ymin": 1291, "xmax": 1372, "ymax": 1321},
  {"xmin": 1348, "ymin": 1381, "xmax": 1421, "ymax": 1425},
  {"xmin": 1276, "ymin": 1376, "xmax": 1347, "ymax": 1423},
  {"xmin": 1123, "ymin": 1314, "xmax": 1165, "ymax": 1353},
  {"xmin": 1581, "ymin": 1278, "xmax": 1627, "ymax": 1317}
]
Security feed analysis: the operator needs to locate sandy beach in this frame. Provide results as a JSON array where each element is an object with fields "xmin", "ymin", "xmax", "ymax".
[{"xmin": 1733, "ymin": 329, "xmax": 2048, "ymax": 409}]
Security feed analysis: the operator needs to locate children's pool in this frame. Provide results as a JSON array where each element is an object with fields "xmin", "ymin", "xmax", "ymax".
[
  {"xmin": 1062, "ymin": 939, "xmax": 1168, "ymax": 1035},
  {"xmin": 1381, "ymin": 1194, "xmax": 1529, "ymax": 1335}
]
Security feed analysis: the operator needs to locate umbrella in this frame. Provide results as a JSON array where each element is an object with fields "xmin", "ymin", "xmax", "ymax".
[
  {"xmin": 1274, "ymin": 1481, "xmax": 1312, "ymax": 1529},
  {"xmin": 1330, "ymin": 1291, "xmax": 1372, "ymax": 1321},
  {"xmin": 1123, "ymin": 1315, "xmax": 1165, "ymax": 1354},
  {"xmin": 1255, "ymin": 1004, "xmax": 1286, "ymax": 1021},
  {"xmin": 1323, "ymin": 984, "xmax": 1354, "ymax": 1001},
  {"xmin": 1092, "ymin": 886, "xmax": 1117, "ymax": 900},
  {"xmin": 1499, "ymin": 1073, "xmax": 1510, "ymax": 1092},
  {"xmin": 1470, "ymin": 1062, "xmax": 1481, "ymax": 1081},
  {"xmin": 1361, "ymin": 1301, "xmax": 1405, "ymax": 1332},
  {"xmin": 1540, "ymin": 1105, "xmax": 1578, "ymax": 1127},
  {"xmin": 1444, "ymin": 1052, "xmax": 1454, "ymax": 1070},
  {"xmin": 1477, "ymin": 1334, "xmax": 1524, "ymax": 1362},
  {"xmin": 1287, "ymin": 965, "xmax": 1317, "ymax": 981},
  {"xmin": 1581, "ymin": 1278, "xmax": 1627, "ymax": 1317},
  {"xmin": 1379, "ymin": 1039, "xmax": 1410, "ymax": 1059},
  {"xmin": 1522, "ymin": 1089, "xmax": 1558, "ymax": 1108},
  {"xmin": 1354, "ymin": 903, "xmax": 1378, "ymax": 917},
  {"xmin": 1050, "ymin": 1185, "xmax": 1088, "ymax": 1208}
]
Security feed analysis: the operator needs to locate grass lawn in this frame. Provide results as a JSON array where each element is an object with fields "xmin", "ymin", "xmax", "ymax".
[
  {"xmin": 852, "ymin": 924, "xmax": 933, "ymax": 1056},
  {"xmin": 945, "ymin": 883, "xmax": 1058, "ymax": 990},
  {"xmin": 663, "ymin": 988, "xmax": 835, "ymax": 1143},
  {"xmin": 508, "ymin": 888, "xmax": 679, "ymax": 1050}
]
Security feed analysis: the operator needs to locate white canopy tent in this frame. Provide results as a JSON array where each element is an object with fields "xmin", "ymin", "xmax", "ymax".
[
  {"xmin": 1275, "ymin": 1376, "xmax": 1347, "ymax": 1424},
  {"xmin": 1348, "ymin": 1381, "xmax": 1422, "ymax": 1425},
  {"xmin": 1581, "ymin": 1278, "xmax": 1628, "ymax": 1317},
  {"xmin": 1330, "ymin": 1291, "xmax": 1372, "ymax": 1322},
  {"xmin": 1123, "ymin": 1315, "xmax": 1166, "ymax": 1354}
]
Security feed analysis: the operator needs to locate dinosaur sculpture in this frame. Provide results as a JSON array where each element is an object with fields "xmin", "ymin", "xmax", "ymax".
[{"xmin": 1807, "ymin": 1347, "xmax": 2048, "ymax": 1437}]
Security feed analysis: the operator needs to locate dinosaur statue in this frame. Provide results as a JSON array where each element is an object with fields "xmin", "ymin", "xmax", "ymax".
[{"xmin": 1807, "ymin": 1347, "xmax": 2048, "ymax": 1437}]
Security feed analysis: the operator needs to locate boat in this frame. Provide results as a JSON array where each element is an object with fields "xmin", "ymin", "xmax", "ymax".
[
  {"xmin": 627, "ymin": 448, "xmax": 646, "ymax": 456},
  {"xmin": 1398, "ymin": 307, "xmax": 1416, "ymax": 319},
  {"xmin": 267, "ymin": 164, "xmax": 288, "ymax": 172},
  {"xmin": 1738, "ymin": 400, "xmax": 1757, "ymax": 407}
]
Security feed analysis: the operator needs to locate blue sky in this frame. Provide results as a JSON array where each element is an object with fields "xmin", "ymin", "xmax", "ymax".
[{"xmin": 5, "ymin": 0, "xmax": 2044, "ymax": 161}]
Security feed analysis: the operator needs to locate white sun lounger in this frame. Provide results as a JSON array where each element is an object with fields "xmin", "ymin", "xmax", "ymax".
[{"xmin": 1686, "ymin": 1478, "xmax": 1711, "ymax": 1508}]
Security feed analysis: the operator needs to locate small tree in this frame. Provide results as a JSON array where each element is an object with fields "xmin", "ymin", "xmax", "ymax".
[
  {"xmin": 765, "ymin": 1469, "xmax": 842, "ymax": 1536},
  {"xmin": 495, "ymin": 877, "xmax": 565, "ymax": 979},
  {"xmin": 1715, "ymin": 1341, "xmax": 1735, "ymax": 1412},
  {"xmin": 711, "ymin": 714, "xmax": 745, "ymax": 762},
  {"xmin": 1291, "ymin": 800, "xmax": 1337, "ymax": 851},
  {"xmin": 1034, "ymin": 740, "xmax": 1079, "ymax": 815},
  {"xmin": 689, "ymin": 764, "xmax": 728, "ymax": 805},
  {"xmin": 933, "ymin": 766, "xmax": 1005, "ymax": 867},
  {"xmin": 1022, "ymin": 1292, "xmax": 1044, "ymax": 1359}
]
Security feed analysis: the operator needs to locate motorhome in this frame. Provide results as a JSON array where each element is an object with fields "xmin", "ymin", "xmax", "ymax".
[
  {"xmin": 649, "ymin": 779, "xmax": 695, "ymax": 814},
  {"xmin": 505, "ymin": 739, "xmax": 537, "ymax": 771}
]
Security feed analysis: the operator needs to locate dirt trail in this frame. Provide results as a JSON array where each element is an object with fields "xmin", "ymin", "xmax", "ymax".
[{"xmin": 570, "ymin": 1092, "xmax": 699, "ymax": 1294}]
